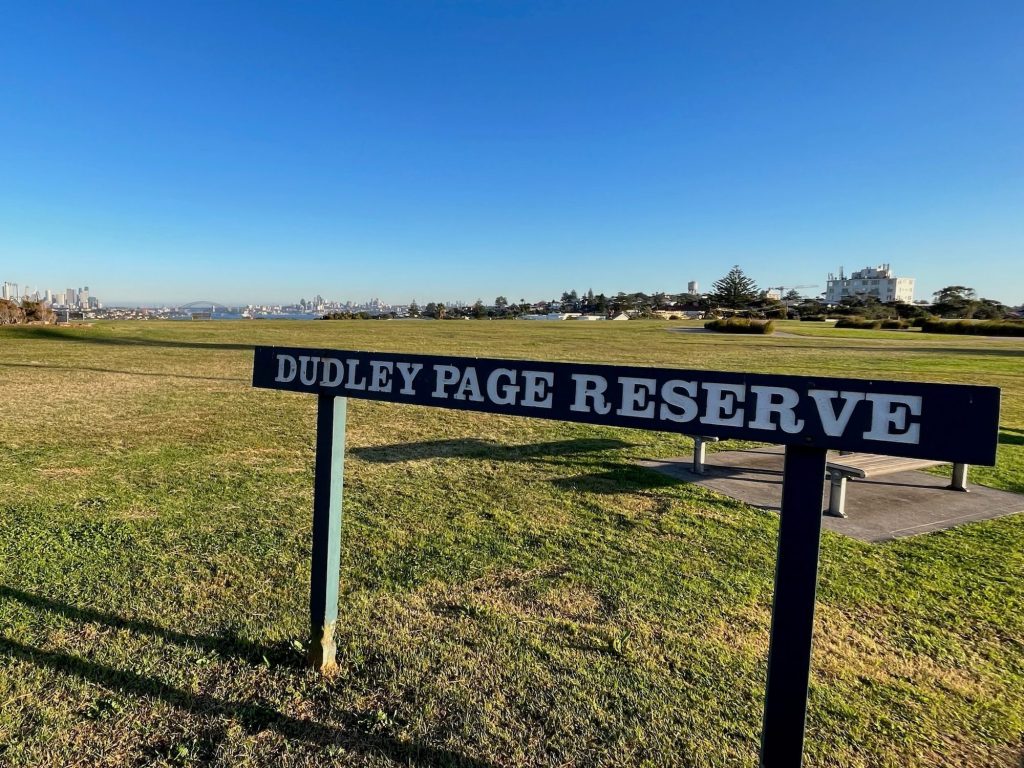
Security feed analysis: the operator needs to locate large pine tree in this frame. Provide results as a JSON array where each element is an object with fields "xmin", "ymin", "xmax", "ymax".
[{"xmin": 711, "ymin": 265, "xmax": 759, "ymax": 308}]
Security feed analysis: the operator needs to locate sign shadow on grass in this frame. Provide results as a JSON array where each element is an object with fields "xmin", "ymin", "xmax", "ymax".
[
  {"xmin": 0, "ymin": 361, "xmax": 246, "ymax": 383},
  {"xmin": 0, "ymin": 586, "xmax": 299, "ymax": 668},
  {"xmin": 0, "ymin": 587, "xmax": 497, "ymax": 766},
  {"xmin": 351, "ymin": 437, "xmax": 636, "ymax": 464},
  {"xmin": 999, "ymin": 428, "xmax": 1024, "ymax": 447},
  {"xmin": 2, "ymin": 325, "xmax": 253, "ymax": 351}
]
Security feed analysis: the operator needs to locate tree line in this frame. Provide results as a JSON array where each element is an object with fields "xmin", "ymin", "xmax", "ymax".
[
  {"xmin": 391, "ymin": 268, "xmax": 790, "ymax": 319},
  {"xmin": 322, "ymin": 266, "xmax": 1019, "ymax": 321},
  {"xmin": 402, "ymin": 267, "xmax": 787, "ymax": 319}
]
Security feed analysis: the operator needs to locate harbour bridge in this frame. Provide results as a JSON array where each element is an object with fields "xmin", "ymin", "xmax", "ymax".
[
  {"xmin": 176, "ymin": 300, "xmax": 238, "ymax": 320},
  {"xmin": 177, "ymin": 300, "xmax": 235, "ymax": 313}
]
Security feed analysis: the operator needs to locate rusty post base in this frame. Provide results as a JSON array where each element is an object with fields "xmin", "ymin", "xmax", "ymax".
[{"xmin": 309, "ymin": 622, "xmax": 338, "ymax": 671}]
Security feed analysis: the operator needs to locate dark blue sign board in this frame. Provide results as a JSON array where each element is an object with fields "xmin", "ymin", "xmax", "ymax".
[
  {"xmin": 252, "ymin": 346, "xmax": 1000, "ymax": 767},
  {"xmin": 253, "ymin": 346, "xmax": 999, "ymax": 464}
]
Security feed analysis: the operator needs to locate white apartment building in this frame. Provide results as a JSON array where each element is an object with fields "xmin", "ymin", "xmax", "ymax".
[{"xmin": 825, "ymin": 265, "xmax": 914, "ymax": 304}]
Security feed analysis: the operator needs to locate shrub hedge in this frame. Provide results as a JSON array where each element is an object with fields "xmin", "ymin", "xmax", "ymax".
[
  {"xmin": 831, "ymin": 318, "xmax": 909, "ymax": 330},
  {"xmin": 835, "ymin": 318, "xmax": 882, "ymax": 330},
  {"xmin": 920, "ymin": 319, "xmax": 1024, "ymax": 337},
  {"xmin": 704, "ymin": 317, "xmax": 775, "ymax": 334}
]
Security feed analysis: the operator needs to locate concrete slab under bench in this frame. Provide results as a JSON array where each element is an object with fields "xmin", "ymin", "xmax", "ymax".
[{"xmin": 639, "ymin": 446, "xmax": 1023, "ymax": 543}]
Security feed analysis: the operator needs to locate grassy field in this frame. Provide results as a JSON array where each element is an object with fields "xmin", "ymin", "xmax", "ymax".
[{"xmin": 1, "ymin": 319, "xmax": 1022, "ymax": 767}]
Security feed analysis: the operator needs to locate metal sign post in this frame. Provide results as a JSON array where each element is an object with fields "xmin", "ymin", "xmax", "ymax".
[
  {"xmin": 252, "ymin": 346, "xmax": 1000, "ymax": 762},
  {"xmin": 309, "ymin": 394, "xmax": 346, "ymax": 670},
  {"xmin": 760, "ymin": 445, "xmax": 828, "ymax": 766}
]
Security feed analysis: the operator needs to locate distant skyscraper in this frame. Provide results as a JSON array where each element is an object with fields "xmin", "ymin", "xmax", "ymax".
[
  {"xmin": 80, "ymin": 286, "xmax": 90, "ymax": 306},
  {"xmin": 687, "ymin": 281, "xmax": 699, "ymax": 294},
  {"xmin": 66, "ymin": 288, "xmax": 76, "ymax": 307},
  {"xmin": 1, "ymin": 282, "xmax": 9, "ymax": 301},
  {"xmin": 44, "ymin": 289, "xmax": 53, "ymax": 303}
]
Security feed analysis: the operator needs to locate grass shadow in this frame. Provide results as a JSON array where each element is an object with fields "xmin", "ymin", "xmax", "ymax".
[
  {"xmin": 757, "ymin": 342, "xmax": 1024, "ymax": 358},
  {"xmin": 0, "ymin": 636, "xmax": 495, "ymax": 766},
  {"xmin": 0, "ymin": 586, "xmax": 301, "ymax": 669},
  {"xmin": 0, "ymin": 361, "xmax": 246, "ymax": 382},
  {"xmin": 0, "ymin": 325, "xmax": 253, "ymax": 351},
  {"xmin": 549, "ymin": 462, "xmax": 687, "ymax": 495},
  {"xmin": 351, "ymin": 437, "xmax": 635, "ymax": 464},
  {"xmin": 999, "ymin": 429, "xmax": 1024, "ymax": 447}
]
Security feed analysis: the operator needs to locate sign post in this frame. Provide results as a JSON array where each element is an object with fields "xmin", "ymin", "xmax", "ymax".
[
  {"xmin": 760, "ymin": 445, "xmax": 828, "ymax": 766},
  {"xmin": 309, "ymin": 394, "xmax": 346, "ymax": 671},
  {"xmin": 252, "ymin": 346, "xmax": 1000, "ymax": 761}
]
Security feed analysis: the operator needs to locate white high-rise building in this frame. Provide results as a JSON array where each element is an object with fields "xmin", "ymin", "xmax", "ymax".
[{"xmin": 825, "ymin": 265, "xmax": 914, "ymax": 304}]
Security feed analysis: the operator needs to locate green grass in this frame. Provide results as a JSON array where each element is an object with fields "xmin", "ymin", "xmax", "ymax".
[{"xmin": 1, "ymin": 319, "xmax": 1022, "ymax": 767}]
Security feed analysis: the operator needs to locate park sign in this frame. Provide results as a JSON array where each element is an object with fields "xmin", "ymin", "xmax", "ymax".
[
  {"xmin": 252, "ymin": 345, "xmax": 1000, "ymax": 768},
  {"xmin": 253, "ymin": 346, "xmax": 999, "ymax": 464}
]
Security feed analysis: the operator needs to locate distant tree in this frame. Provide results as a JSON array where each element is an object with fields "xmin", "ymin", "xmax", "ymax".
[
  {"xmin": 593, "ymin": 293, "xmax": 609, "ymax": 315},
  {"xmin": 0, "ymin": 299, "xmax": 26, "ymax": 325},
  {"xmin": 933, "ymin": 286, "xmax": 976, "ymax": 304},
  {"xmin": 651, "ymin": 292, "xmax": 668, "ymax": 310},
  {"xmin": 436, "ymin": 302, "xmax": 446, "ymax": 320},
  {"xmin": 423, "ymin": 302, "xmax": 438, "ymax": 319},
  {"xmin": 835, "ymin": 295, "xmax": 892, "ymax": 319},
  {"xmin": 783, "ymin": 289, "xmax": 802, "ymax": 302},
  {"xmin": 973, "ymin": 298, "xmax": 1007, "ymax": 320},
  {"xmin": 494, "ymin": 296, "xmax": 508, "ymax": 314},
  {"xmin": 796, "ymin": 300, "xmax": 826, "ymax": 318},
  {"xmin": 560, "ymin": 290, "xmax": 579, "ymax": 312},
  {"xmin": 710, "ymin": 266, "xmax": 759, "ymax": 309},
  {"xmin": 21, "ymin": 300, "xmax": 55, "ymax": 324},
  {"xmin": 932, "ymin": 286, "xmax": 981, "ymax": 318},
  {"xmin": 674, "ymin": 292, "xmax": 701, "ymax": 306},
  {"xmin": 892, "ymin": 301, "xmax": 930, "ymax": 320},
  {"xmin": 408, "ymin": 299, "xmax": 420, "ymax": 318},
  {"xmin": 472, "ymin": 299, "xmax": 487, "ymax": 319}
]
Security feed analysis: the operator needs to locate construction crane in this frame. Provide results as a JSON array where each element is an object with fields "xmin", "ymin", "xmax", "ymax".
[{"xmin": 767, "ymin": 284, "xmax": 819, "ymax": 299}]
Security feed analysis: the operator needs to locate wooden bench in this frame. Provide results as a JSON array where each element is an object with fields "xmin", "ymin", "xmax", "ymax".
[{"xmin": 825, "ymin": 453, "xmax": 969, "ymax": 518}]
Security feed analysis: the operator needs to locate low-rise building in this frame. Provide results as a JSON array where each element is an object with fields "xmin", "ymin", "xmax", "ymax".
[{"xmin": 825, "ymin": 265, "xmax": 914, "ymax": 304}]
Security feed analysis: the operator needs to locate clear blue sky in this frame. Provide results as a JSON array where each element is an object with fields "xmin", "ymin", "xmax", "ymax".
[{"xmin": 1, "ymin": 1, "xmax": 1021, "ymax": 306}]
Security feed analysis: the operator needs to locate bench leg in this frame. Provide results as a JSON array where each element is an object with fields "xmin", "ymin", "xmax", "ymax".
[
  {"xmin": 826, "ymin": 471, "xmax": 848, "ymax": 518},
  {"xmin": 948, "ymin": 463, "xmax": 969, "ymax": 492},
  {"xmin": 692, "ymin": 437, "xmax": 707, "ymax": 474}
]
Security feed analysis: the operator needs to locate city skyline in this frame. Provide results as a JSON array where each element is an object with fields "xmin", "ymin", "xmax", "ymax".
[
  {"xmin": 5, "ymin": 266, "xmax": 1022, "ymax": 310},
  {"xmin": 1, "ymin": 281, "xmax": 99, "ymax": 309},
  {"xmin": 2, "ymin": 3, "xmax": 1022, "ymax": 305}
]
